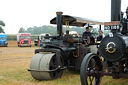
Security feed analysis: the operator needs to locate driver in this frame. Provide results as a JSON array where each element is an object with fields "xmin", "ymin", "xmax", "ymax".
[
  {"xmin": 82, "ymin": 27, "xmax": 91, "ymax": 37},
  {"xmin": 82, "ymin": 26, "xmax": 92, "ymax": 44}
]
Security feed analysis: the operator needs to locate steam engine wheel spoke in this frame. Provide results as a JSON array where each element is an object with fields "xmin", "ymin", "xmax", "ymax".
[{"xmin": 80, "ymin": 53, "xmax": 102, "ymax": 85}]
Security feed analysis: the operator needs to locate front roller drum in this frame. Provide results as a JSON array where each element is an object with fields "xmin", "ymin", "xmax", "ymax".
[{"xmin": 29, "ymin": 53, "xmax": 64, "ymax": 80}]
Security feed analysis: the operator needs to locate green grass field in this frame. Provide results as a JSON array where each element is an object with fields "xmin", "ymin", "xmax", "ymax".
[{"xmin": 0, "ymin": 46, "xmax": 128, "ymax": 85}]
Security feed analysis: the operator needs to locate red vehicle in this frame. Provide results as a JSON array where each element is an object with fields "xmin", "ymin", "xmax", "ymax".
[{"xmin": 17, "ymin": 33, "xmax": 31, "ymax": 47}]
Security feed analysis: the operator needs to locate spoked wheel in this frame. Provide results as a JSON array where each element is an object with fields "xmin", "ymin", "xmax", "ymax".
[
  {"xmin": 80, "ymin": 53, "xmax": 102, "ymax": 85},
  {"xmin": 29, "ymin": 53, "xmax": 64, "ymax": 80}
]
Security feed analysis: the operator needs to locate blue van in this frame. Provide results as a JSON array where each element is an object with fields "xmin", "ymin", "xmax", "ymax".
[{"xmin": 0, "ymin": 33, "xmax": 8, "ymax": 47}]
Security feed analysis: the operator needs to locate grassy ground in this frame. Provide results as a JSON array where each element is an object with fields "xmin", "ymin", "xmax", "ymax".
[{"xmin": 0, "ymin": 45, "xmax": 128, "ymax": 85}]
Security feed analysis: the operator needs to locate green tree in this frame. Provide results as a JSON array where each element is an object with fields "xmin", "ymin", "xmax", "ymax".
[
  {"xmin": 24, "ymin": 25, "xmax": 86, "ymax": 35},
  {"xmin": 27, "ymin": 27, "xmax": 33, "ymax": 34},
  {"xmin": 0, "ymin": 20, "xmax": 5, "ymax": 33},
  {"xmin": 19, "ymin": 27, "xmax": 25, "ymax": 33}
]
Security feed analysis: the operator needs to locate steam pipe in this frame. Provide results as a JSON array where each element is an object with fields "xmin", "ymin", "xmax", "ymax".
[
  {"xmin": 56, "ymin": 12, "xmax": 63, "ymax": 36},
  {"xmin": 111, "ymin": 0, "xmax": 121, "ymax": 21}
]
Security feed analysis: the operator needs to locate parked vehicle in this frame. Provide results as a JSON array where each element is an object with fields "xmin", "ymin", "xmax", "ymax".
[
  {"xmin": 17, "ymin": 33, "xmax": 31, "ymax": 47},
  {"xmin": 34, "ymin": 39, "xmax": 38, "ymax": 46},
  {"xmin": 0, "ymin": 33, "xmax": 8, "ymax": 47}
]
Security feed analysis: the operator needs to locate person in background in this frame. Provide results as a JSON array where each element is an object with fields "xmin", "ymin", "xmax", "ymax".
[{"xmin": 97, "ymin": 30, "xmax": 105, "ymax": 41}]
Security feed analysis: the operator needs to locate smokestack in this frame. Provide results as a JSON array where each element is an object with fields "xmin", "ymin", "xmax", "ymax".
[
  {"xmin": 126, "ymin": 7, "xmax": 128, "ymax": 19},
  {"xmin": 111, "ymin": 0, "xmax": 121, "ymax": 21},
  {"xmin": 56, "ymin": 12, "xmax": 63, "ymax": 36}
]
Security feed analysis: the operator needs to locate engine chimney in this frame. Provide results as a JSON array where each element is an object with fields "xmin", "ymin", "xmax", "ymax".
[
  {"xmin": 111, "ymin": 0, "xmax": 121, "ymax": 21},
  {"xmin": 126, "ymin": 7, "xmax": 128, "ymax": 19},
  {"xmin": 56, "ymin": 12, "xmax": 63, "ymax": 36}
]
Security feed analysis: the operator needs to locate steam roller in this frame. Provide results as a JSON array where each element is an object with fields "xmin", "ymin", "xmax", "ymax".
[
  {"xmin": 29, "ymin": 53, "xmax": 64, "ymax": 80},
  {"xmin": 28, "ymin": 11, "xmax": 105, "ymax": 81}
]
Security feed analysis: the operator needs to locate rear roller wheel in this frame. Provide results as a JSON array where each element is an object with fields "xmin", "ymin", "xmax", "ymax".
[
  {"xmin": 80, "ymin": 53, "xmax": 102, "ymax": 85},
  {"xmin": 29, "ymin": 53, "xmax": 64, "ymax": 80}
]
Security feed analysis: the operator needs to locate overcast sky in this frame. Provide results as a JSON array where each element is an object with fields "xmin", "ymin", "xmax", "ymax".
[{"xmin": 0, "ymin": 0, "xmax": 128, "ymax": 34}]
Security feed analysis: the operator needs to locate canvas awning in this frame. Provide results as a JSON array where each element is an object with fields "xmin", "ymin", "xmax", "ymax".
[{"xmin": 50, "ymin": 15, "xmax": 104, "ymax": 27}]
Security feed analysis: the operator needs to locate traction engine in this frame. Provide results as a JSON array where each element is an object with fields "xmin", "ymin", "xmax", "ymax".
[{"xmin": 80, "ymin": 0, "xmax": 128, "ymax": 85}]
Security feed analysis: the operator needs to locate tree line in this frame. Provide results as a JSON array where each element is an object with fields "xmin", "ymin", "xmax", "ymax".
[
  {"xmin": 0, "ymin": 19, "xmax": 109, "ymax": 36},
  {"xmin": 18, "ymin": 25, "xmax": 95, "ymax": 35}
]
